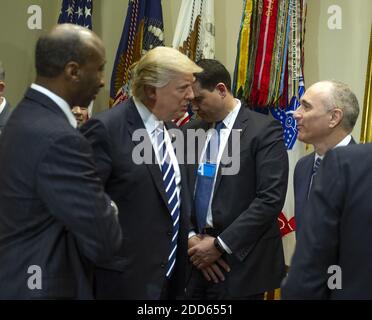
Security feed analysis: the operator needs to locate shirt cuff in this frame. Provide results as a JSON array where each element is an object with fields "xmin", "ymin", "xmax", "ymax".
[
  {"xmin": 218, "ymin": 236, "xmax": 232, "ymax": 254},
  {"xmin": 188, "ymin": 231, "xmax": 197, "ymax": 239}
]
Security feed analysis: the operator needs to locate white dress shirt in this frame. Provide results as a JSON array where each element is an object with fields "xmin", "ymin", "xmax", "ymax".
[
  {"xmin": 190, "ymin": 99, "xmax": 242, "ymax": 254},
  {"xmin": 133, "ymin": 97, "xmax": 181, "ymax": 201}
]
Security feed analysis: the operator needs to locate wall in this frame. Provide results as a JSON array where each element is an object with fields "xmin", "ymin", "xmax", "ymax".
[{"xmin": 0, "ymin": 0, "xmax": 371, "ymax": 141}]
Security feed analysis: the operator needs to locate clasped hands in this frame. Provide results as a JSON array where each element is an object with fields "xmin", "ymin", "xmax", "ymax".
[{"xmin": 188, "ymin": 234, "xmax": 230, "ymax": 283}]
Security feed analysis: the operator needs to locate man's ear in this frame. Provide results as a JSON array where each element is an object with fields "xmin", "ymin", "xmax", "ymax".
[
  {"xmin": 329, "ymin": 108, "xmax": 343, "ymax": 128},
  {"xmin": 0, "ymin": 81, "xmax": 5, "ymax": 96},
  {"xmin": 215, "ymin": 82, "xmax": 228, "ymax": 98},
  {"xmin": 64, "ymin": 61, "xmax": 80, "ymax": 81},
  {"xmin": 144, "ymin": 84, "xmax": 157, "ymax": 100}
]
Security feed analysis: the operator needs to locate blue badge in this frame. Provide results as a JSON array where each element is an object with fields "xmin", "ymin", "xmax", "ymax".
[{"xmin": 197, "ymin": 163, "xmax": 217, "ymax": 178}]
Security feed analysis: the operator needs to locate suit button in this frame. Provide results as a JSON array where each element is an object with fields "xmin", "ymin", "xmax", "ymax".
[
  {"xmin": 161, "ymin": 263, "xmax": 165, "ymax": 268},
  {"xmin": 167, "ymin": 231, "xmax": 172, "ymax": 236}
]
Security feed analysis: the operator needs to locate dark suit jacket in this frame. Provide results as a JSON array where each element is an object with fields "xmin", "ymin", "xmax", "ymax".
[
  {"xmin": 282, "ymin": 143, "xmax": 372, "ymax": 299},
  {"xmin": 0, "ymin": 100, "xmax": 12, "ymax": 135},
  {"xmin": 184, "ymin": 105, "xmax": 288, "ymax": 296},
  {"xmin": 0, "ymin": 88, "xmax": 122, "ymax": 299},
  {"xmin": 294, "ymin": 137, "xmax": 355, "ymax": 235},
  {"xmin": 81, "ymin": 98, "xmax": 191, "ymax": 300}
]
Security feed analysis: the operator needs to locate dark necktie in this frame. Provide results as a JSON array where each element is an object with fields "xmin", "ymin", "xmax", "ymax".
[
  {"xmin": 194, "ymin": 121, "xmax": 225, "ymax": 233},
  {"xmin": 308, "ymin": 157, "xmax": 322, "ymax": 199},
  {"xmin": 155, "ymin": 124, "xmax": 180, "ymax": 278}
]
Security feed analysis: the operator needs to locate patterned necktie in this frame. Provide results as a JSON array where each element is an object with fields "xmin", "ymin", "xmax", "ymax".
[
  {"xmin": 308, "ymin": 157, "xmax": 322, "ymax": 199},
  {"xmin": 155, "ymin": 124, "xmax": 180, "ymax": 278},
  {"xmin": 194, "ymin": 121, "xmax": 225, "ymax": 233}
]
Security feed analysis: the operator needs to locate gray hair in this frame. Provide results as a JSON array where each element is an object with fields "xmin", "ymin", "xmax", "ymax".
[
  {"xmin": 0, "ymin": 61, "xmax": 5, "ymax": 81},
  {"xmin": 323, "ymin": 80, "xmax": 359, "ymax": 132},
  {"xmin": 130, "ymin": 46, "xmax": 203, "ymax": 101}
]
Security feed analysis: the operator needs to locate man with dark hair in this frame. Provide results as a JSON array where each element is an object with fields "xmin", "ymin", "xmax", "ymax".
[
  {"xmin": 293, "ymin": 80, "xmax": 359, "ymax": 236},
  {"xmin": 185, "ymin": 59, "xmax": 288, "ymax": 299},
  {"xmin": 0, "ymin": 61, "xmax": 12, "ymax": 135},
  {"xmin": 0, "ymin": 24, "xmax": 122, "ymax": 299}
]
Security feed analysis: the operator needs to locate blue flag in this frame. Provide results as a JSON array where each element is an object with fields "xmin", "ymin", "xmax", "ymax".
[
  {"xmin": 58, "ymin": 0, "xmax": 93, "ymax": 29},
  {"xmin": 110, "ymin": 0, "xmax": 164, "ymax": 106}
]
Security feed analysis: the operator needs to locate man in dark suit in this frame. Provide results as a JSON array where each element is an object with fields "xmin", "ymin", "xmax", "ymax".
[
  {"xmin": 0, "ymin": 61, "xmax": 12, "ymax": 135},
  {"xmin": 282, "ymin": 143, "xmax": 372, "ymax": 299},
  {"xmin": 81, "ymin": 46, "xmax": 202, "ymax": 299},
  {"xmin": 0, "ymin": 24, "xmax": 122, "ymax": 299},
  {"xmin": 185, "ymin": 59, "xmax": 288, "ymax": 299},
  {"xmin": 293, "ymin": 80, "xmax": 359, "ymax": 235}
]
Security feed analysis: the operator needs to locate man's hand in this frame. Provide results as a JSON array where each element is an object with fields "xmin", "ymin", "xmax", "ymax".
[
  {"xmin": 200, "ymin": 258, "xmax": 231, "ymax": 283},
  {"xmin": 188, "ymin": 234, "xmax": 231, "ymax": 282},
  {"xmin": 188, "ymin": 235, "xmax": 221, "ymax": 269}
]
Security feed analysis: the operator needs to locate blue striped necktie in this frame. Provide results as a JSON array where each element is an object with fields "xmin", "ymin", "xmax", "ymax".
[
  {"xmin": 194, "ymin": 121, "xmax": 225, "ymax": 233},
  {"xmin": 155, "ymin": 124, "xmax": 180, "ymax": 278}
]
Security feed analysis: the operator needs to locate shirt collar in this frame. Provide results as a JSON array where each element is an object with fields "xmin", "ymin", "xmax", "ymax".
[
  {"xmin": 218, "ymin": 99, "xmax": 241, "ymax": 129},
  {"xmin": 31, "ymin": 83, "xmax": 77, "ymax": 128},
  {"xmin": 133, "ymin": 96, "xmax": 163, "ymax": 135},
  {"xmin": 315, "ymin": 135, "xmax": 352, "ymax": 161}
]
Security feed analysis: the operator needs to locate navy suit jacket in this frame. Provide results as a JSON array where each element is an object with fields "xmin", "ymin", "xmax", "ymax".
[
  {"xmin": 294, "ymin": 137, "xmax": 355, "ymax": 235},
  {"xmin": 184, "ymin": 105, "xmax": 288, "ymax": 296},
  {"xmin": 0, "ymin": 100, "xmax": 12, "ymax": 135},
  {"xmin": 283, "ymin": 143, "xmax": 372, "ymax": 299},
  {"xmin": 0, "ymin": 88, "xmax": 122, "ymax": 299},
  {"xmin": 81, "ymin": 98, "xmax": 191, "ymax": 299}
]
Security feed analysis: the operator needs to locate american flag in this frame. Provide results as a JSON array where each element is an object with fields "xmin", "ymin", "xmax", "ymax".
[{"xmin": 58, "ymin": 0, "xmax": 93, "ymax": 29}]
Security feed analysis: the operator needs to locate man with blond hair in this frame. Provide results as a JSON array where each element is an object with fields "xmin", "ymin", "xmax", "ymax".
[{"xmin": 81, "ymin": 46, "xmax": 202, "ymax": 299}]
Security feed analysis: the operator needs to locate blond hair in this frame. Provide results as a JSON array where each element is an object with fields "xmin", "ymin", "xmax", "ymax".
[{"xmin": 130, "ymin": 46, "xmax": 203, "ymax": 101}]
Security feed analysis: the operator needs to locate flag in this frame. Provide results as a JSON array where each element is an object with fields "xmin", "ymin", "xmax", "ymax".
[
  {"xmin": 58, "ymin": 0, "xmax": 93, "ymax": 29},
  {"xmin": 110, "ymin": 0, "xmax": 164, "ymax": 106},
  {"xmin": 233, "ymin": 0, "xmax": 308, "ymax": 268},
  {"xmin": 172, "ymin": 0, "xmax": 215, "ymax": 126}
]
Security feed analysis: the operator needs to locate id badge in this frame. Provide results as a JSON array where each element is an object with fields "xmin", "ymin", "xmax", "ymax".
[{"xmin": 197, "ymin": 163, "xmax": 217, "ymax": 178}]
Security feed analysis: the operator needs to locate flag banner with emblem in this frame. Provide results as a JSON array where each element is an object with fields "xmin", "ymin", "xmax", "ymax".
[
  {"xmin": 58, "ymin": 0, "xmax": 93, "ymax": 29},
  {"xmin": 110, "ymin": 0, "xmax": 164, "ymax": 107},
  {"xmin": 233, "ymin": 0, "xmax": 308, "ymax": 270},
  {"xmin": 172, "ymin": 0, "xmax": 215, "ymax": 127}
]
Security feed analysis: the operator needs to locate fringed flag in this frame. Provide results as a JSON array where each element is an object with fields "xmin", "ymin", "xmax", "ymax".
[
  {"xmin": 233, "ymin": 0, "xmax": 308, "ymax": 268},
  {"xmin": 172, "ymin": 0, "xmax": 215, "ymax": 126},
  {"xmin": 109, "ymin": 0, "xmax": 164, "ymax": 107}
]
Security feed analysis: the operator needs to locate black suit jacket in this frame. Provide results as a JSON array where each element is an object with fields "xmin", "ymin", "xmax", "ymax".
[
  {"xmin": 81, "ymin": 98, "xmax": 191, "ymax": 299},
  {"xmin": 293, "ymin": 137, "xmax": 355, "ymax": 235},
  {"xmin": 0, "ymin": 88, "xmax": 122, "ymax": 299},
  {"xmin": 282, "ymin": 143, "xmax": 372, "ymax": 299},
  {"xmin": 184, "ymin": 105, "xmax": 288, "ymax": 296},
  {"xmin": 0, "ymin": 100, "xmax": 12, "ymax": 135}
]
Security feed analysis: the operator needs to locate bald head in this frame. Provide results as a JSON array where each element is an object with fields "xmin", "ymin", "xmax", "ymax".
[
  {"xmin": 35, "ymin": 24, "xmax": 104, "ymax": 78},
  {"xmin": 309, "ymin": 80, "xmax": 359, "ymax": 132}
]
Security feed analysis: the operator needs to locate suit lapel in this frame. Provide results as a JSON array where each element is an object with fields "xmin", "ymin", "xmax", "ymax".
[
  {"xmin": 126, "ymin": 99, "xmax": 170, "ymax": 210},
  {"xmin": 298, "ymin": 154, "xmax": 315, "ymax": 206},
  {"xmin": 212, "ymin": 105, "xmax": 249, "ymax": 198}
]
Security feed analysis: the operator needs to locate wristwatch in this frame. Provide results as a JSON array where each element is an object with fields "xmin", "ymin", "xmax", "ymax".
[{"xmin": 214, "ymin": 238, "xmax": 226, "ymax": 254}]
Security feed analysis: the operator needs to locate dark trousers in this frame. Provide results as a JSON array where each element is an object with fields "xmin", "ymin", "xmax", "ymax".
[{"xmin": 185, "ymin": 266, "xmax": 264, "ymax": 300}]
